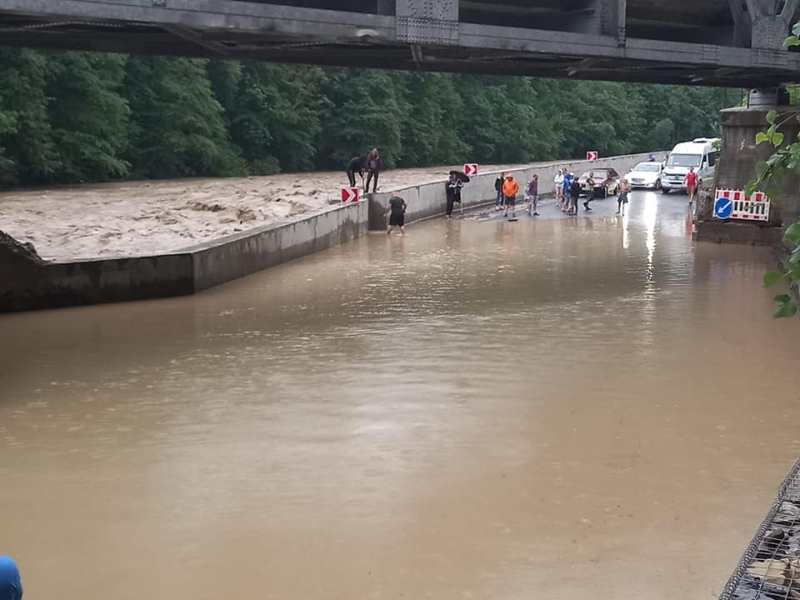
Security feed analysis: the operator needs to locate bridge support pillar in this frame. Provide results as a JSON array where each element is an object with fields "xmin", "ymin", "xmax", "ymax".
[{"xmin": 694, "ymin": 91, "xmax": 800, "ymax": 245}]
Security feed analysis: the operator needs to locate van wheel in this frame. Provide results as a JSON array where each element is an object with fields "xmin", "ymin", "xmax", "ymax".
[
  {"xmin": 655, "ymin": 179, "xmax": 661, "ymax": 190},
  {"xmin": 661, "ymin": 188, "xmax": 670, "ymax": 195}
]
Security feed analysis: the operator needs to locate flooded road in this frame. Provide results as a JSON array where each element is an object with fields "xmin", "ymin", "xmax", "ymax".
[{"xmin": 1, "ymin": 191, "xmax": 798, "ymax": 600}]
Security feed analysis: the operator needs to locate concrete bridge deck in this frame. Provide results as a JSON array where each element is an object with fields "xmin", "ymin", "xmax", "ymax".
[{"xmin": 0, "ymin": 0, "xmax": 799, "ymax": 87}]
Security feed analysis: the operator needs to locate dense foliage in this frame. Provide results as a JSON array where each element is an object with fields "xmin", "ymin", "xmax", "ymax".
[
  {"xmin": 756, "ymin": 22, "xmax": 800, "ymax": 318},
  {"xmin": 0, "ymin": 48, "xmax": 741, "ymax": 186}
]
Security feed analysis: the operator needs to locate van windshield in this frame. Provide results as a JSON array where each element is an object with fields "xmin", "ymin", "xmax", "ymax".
[{"xmin": 668, "ymin": 154, "xmax": 702, "ymax": 168}]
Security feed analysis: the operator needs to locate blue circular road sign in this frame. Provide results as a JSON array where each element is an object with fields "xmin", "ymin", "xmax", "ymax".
[{"xmin": 714, "ymin": 196, "xmax": 733, "ymax": 220}]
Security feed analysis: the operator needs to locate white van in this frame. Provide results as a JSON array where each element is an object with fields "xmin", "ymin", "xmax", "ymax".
[{"xmin": 661, "ymin": 138, "xmax": 720, "ymax": 194}]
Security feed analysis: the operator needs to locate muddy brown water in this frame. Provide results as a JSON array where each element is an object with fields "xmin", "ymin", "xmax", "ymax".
[{"xmin": 1, "ymin": 191, "xmax": 798, "ymax": 600}]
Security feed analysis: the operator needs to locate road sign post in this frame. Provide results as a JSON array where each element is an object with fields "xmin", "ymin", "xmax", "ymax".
[
  {"xmin": 341, "ymin": 187, "xmax": 360, "ymax": 203},
  {"xmin": 586, "ymin": 151, "xmax": 598, "ymax": 161},
  {"xmin": 463, "ymin": 163, "xmax": 479, "ymax": 177},
  {"xmin": 713, "ymin": 192, "xmax": 733, "ymax": 220}
]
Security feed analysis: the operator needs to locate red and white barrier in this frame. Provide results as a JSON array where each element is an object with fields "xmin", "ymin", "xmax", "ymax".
[{"xmin": 714, "ymin": 188, "xmax": 771, "ymax": 222}]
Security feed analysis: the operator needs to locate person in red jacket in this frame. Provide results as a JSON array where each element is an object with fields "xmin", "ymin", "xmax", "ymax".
[{"xmin": 685, "ymin": 167, "xmax": 699, "ymax": 205}]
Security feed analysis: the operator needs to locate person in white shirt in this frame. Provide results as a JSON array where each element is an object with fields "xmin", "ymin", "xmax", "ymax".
[{"xmin": 554, "ymin": 168, "xmax": 564, "ymax": 206}]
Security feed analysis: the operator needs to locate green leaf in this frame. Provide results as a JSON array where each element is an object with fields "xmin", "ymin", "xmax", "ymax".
[
  {"xmin": 756, "ymin": 132, "xmax": 770, "ymax": 145},
  {"xmin": 786, "ymin": 37, "xmax": 800, "ymax": 48},
  {"xmin": 774, "ymin": 301, "xmax": 798, "ymax": 318},
  {"xmin": 745, "ymin": 181, "xmax": 757, "ymax": 195},
  {"xmin": 784, "ymin": 223, "xmax": 800, "ymax": 246},
  {"xmin": 764, "ymin": 271, "xmax": 784, "ymax": 287},
  {"xmin": 774, "ymin": 294, "xmax": 792, "ymax": 304},
  {"xmin": 793, "ymin": 22, "xmax": 800, "ymax": 36},
  {"xmin": 767, "ymin": 110, "xmax": 778, "ymax": 125},
  {"xmin": 772, "ymin": 131, "xmax": 785, "ymax": 147}
]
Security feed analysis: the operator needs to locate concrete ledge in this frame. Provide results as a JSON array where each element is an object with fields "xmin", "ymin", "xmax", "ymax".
[
  {"xmin": 693, "ymin": 220, "xmax": 785, "ymax": 246},
  {"xmin": 367, "ymin": 152, "xmax": 666, "ymax": 230}
]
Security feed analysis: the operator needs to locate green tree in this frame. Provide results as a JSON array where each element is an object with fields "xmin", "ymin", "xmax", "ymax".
[
  {"xmin": 318, "ymin": 69, "xmax": 408, "ymax": 169},
  {"xmin": 399, "ymin": 72, "xmax": 469, "ymax": 166},
  {"xmin": 126, "ymin": 56, "xmax": 243, "ymax": 178},
  {"xmin": 0, "ymin": 48, "xmax": 57, "ymax": 186},
  {"xmin": 229, "ymin": 63, "xmax": 324, "ymax": 174},
  {"xmin": 46, "ymin": 52, "xmax": 130, "ymax": 182}
]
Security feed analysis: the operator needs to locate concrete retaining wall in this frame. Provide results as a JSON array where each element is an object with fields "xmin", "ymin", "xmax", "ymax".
[
  {"xmin": 368, "ymin": 152, "xmax": 666, "ymax": 230},
  {"xmin": 1, "ymin": 201, "xmax": 367, "ymax": 312}
]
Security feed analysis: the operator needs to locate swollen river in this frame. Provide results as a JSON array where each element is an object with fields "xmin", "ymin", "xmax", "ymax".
[{"xmin": 1, "ymin": 191, "xmax": 798, "ymax": 599}]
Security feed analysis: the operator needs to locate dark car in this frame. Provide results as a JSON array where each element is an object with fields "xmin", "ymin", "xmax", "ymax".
[{"xmin": 578, "ymin": 168, "xmax": 621, "ymax": 198}]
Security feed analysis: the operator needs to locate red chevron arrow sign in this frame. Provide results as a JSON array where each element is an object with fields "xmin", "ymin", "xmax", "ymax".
[{"xmin": 341, "ymin": 187, "xmax": 360, "ymax": 203}]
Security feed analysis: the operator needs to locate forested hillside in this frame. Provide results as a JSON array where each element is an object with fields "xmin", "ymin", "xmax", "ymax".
[{"xmin": 0, "ymin": 48, "xmax": 741, "ymax": 187}]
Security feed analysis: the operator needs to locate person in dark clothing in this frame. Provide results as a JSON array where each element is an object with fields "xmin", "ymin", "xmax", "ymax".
[
  {"xmin": 365, "ymin": 148, "xmax": 383, "ymax": 194},
  {"xmin": 387, "ymin": 195, "xmax": 407, "ymax": 235},
  {"xmin": 494, "ymin": 172, "xmax": 505, "ymax": 210},
  {"xmin": 583, "ymin": 174, "xmax": 595, "ymax": 212},
  {"xmin": 569, "ymin": 176, "xmax": 581, "ymax": 215},
  {"xmin": 445, "ymin": 173, "xmax": 463, "ymax": 218},
  {"xmin": 346, "ymin": 155, "xmax": 366, "ymax": 188}
]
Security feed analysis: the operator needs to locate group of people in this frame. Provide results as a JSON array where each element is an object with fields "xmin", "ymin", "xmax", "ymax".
[
  {"xmin": 553, "ymin": 169, "xmax": 582, "ymax": 216},
  {"xmin": 346, "ymin": 148, "xmax": 384, "ymax": 193},
  {"xmin": 552, "ymin": 167, "xmax": 631, "ymax": 216},
  {"xmin": 494, "ymin": 173, "xmax": 540, "ymax": 219}
]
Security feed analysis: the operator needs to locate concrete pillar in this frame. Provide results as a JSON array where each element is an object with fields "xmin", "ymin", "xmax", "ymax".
[
  {"xmin": 564, "ymin": 0, "xmax": 626, "ymax": 45},
  {"xmin": 744, "ymin": 0, "xmax": 799, "ymax": 48},
  {"xmin": 694, "ymin": 95, "xmax": 800, "ymax": 245}
]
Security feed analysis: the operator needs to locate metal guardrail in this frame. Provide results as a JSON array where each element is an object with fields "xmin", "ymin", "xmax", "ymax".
[{"xmin": 719, "ymin": 458, "xmax": 800, "ymax": 600}]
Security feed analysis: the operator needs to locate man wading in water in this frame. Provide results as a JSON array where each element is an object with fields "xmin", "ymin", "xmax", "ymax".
[
  {"xmin": 502, "ymin": 174, "xmax": 519, "ymax": 219},
  {"xmin": 617, "ymin": 179, "xmax": 630, "ymax": 215},
  {"xmin": 387, "ymin": 195, "xmax": 406, "ymax": 235}
]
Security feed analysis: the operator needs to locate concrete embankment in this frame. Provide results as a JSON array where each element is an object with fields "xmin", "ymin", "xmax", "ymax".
[{"xmin": 1, "ymin": 152, "xmax": 660, "ymax": 312}]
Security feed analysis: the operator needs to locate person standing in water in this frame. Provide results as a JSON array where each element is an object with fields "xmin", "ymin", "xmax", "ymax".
[
  {"xmin": 561, "ymin": 171, "xmax": 572, "ymax": 212},
  {"xmin": 553, "ymin": 168, "xmax": 564, "ymax": 205},
  {"xmin": 526, "ymin": 174, "xmax": 539, "ymax": 216},
  {"xmin": 583, "ymin": 173, "xmax": 595, "ymax": 212},
  {"xmin": 684, "ymin": 167, "xmax": 699, "ymax": 205},
  {"xmin": 445, "ymin": 172, "xmax": 463, "ymax": 219},
  {"xmin": 495, "ymin": 172, "xmax": 505, "ymax": 211},
  {"xmin": 502, "ymin": 174, "xmax": 519, "ymax": 219},
  {"xmin": 569, "ymin": 174, "xmax": 581, "ymax": 216},
  {"xmin": 617, "ymin": 179, "xmax": 630, "ymax": 215},
  {"xmin": 387, "ymin": 195, "xmax": 406, "ymax": 235},
  {"xmin": 0, "ymin": 556, "xmax": 22, "ymax": 600}
]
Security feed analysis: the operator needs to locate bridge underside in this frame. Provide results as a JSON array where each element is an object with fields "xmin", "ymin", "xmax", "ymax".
[{"xmin": 0, "ymin": 0, "xmax": 798, "ymax": 87}]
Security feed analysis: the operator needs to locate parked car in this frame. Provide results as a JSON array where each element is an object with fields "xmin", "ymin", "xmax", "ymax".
[
  {"xmin": 623, "ymin": 161, "xmax": 663, "ymax": 190},
  {"xmin": 578, "ymin": 168, "xmax": 620, "ymax": 198}
]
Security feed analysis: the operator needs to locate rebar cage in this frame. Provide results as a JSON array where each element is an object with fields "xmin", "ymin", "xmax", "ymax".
[{"xmin": 720, "ymin": 459, "xmax": 800, "ymax": 600}]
